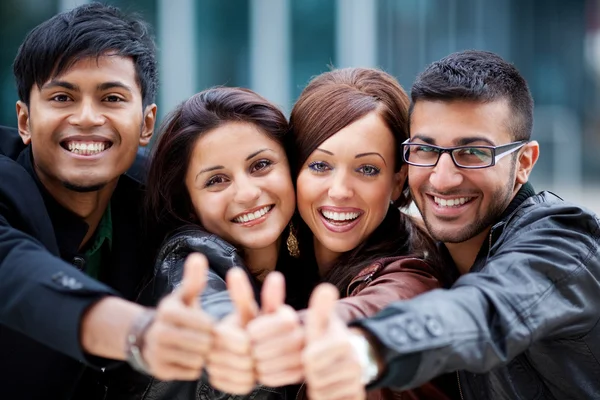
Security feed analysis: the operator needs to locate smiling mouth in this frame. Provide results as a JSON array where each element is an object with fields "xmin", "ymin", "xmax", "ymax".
[
  {"xmin": 431, "ymin": 195, "xmax": 475, "ymax": 208},
  {"xmin": 319, "ymin": 209, "xmax": 362, "ymax": 225},
  {"xmin": 232, "ymin": 205, "xmax": 274, "ymax": 223},
  {"xmin": 60, "ymin": 140, "xmax": 113, "ymax": 156}
]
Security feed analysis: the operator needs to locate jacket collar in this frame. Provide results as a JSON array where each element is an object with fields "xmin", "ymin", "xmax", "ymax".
[{"xmin": 17, "ymin": 146, "xmax": 89, "ymax": 259}]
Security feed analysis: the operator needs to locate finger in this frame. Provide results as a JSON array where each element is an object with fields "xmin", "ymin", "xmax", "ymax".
[
  {"xmin": 255, "ymin": 350, "xmax": 302, "ymax": 376},
  {"xmin": 257, "ymin": 367, "xmax": 304, "ymax": 387},
  {"xmin": 147, "ymin": 323, "xmax": 213, "ymax": 355},
  {"xmin": 207, "ymin": 350, "xmax": 254, "ymax": 371},
  {"xmin": 157, "ymin": 302, "xmax": 214, "ymax": 332},
  {"xmin": 305, "ymin": 358, "xmax": 363, "ymax": 390},
  {"xmin": 213, "ymin": 321, "xmax": 252, "ymax": 355},
  {"xmin": 178, "ymin": 253, "xmax": 209, "ymax": 308},
  {"xmin": 226, "ymin": 267, "xmax": 258, "ymax": 326},
  {"xmin": 148, "ymin": 346, "xmax": 206, "ymax": 370},
  {"xmin": 303, "ymin": 339, "xmax": 349, "ymax": 374},
  {"xmin": 306, "ymin": 283, "xmax": 339, "ymax": 341},
  {"xmin": 252, "ymin": 324, "xmax": 304, "ymax": 360},
  {"xmin": 247, "ymin": 305, "xmax": 299, "ymax": 344},
  {"xmin": 152, "ymin": 363, "xmax": 204, "ymax": 382},
  {"xmin": 308, "ymin": 381, "xmax": 366, "ymax": 400},
  {"xmin": 260, "ymin": 271, "xmax": 285, "ymax": 314}
]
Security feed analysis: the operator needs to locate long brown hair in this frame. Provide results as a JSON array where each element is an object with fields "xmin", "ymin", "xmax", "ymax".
[
  {"xmin": 144, "ymin": 87, "xmax": 291, "ymax": 256},
  {"xmin": 289, "ymin": 68, "xmax": 440, "ymax": 293}
]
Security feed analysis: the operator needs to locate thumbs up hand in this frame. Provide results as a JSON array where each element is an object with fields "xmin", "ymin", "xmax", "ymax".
[
  {"xmin": 303, "ymin": 283, "xmax": 366, "ymax": 400},
  {"xmin": 206, "ymin": 268, "xmax": 259, "ymax": 394},
  {"xmin": 143, "ymin": 253, "xmax": 215, "ymax": 381},
  {"xmin": 247, "ymin": 271, "xmax": 304, "ymax": 387}
]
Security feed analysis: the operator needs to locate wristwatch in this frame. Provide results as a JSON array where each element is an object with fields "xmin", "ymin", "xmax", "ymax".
[
  {"xmin": 348, "ymin": 331, "xmax": 381, "ymax": 385},
  {"xmin": 125, "ymin": 308, "xmax": 156, "ymax": 375}
]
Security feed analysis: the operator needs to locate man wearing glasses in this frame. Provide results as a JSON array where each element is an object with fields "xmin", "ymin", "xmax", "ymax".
[{"xmin": 301, "ymin": 50, "xmax": 600, "ymax": 400}]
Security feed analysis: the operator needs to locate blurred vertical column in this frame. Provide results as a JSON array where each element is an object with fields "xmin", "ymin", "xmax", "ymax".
[
  {"xmin": 59, "ymin": 0, "xmax": 88, "ymax": 11},
  {"xmin": 158, "ymin": 0, "xmax": 197, "ymax": 118},
  {"xmin": 335, "ymin": 0, "xmax": 377, "ymax": 68},
  {"xmin": 250, "ymin": 0, "xmax": 291, "ymax": 112}
]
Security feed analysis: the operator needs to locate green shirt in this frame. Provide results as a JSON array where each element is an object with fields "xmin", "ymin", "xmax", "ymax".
[{"xmin": 84, "ymin": 202, "xmax": 113, "ymax": 280}]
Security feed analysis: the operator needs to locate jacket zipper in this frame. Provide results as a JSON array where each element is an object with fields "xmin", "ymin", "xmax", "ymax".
[{"xmin": 457, "ymin": 371, "xmax": 464, "ymax": 400}]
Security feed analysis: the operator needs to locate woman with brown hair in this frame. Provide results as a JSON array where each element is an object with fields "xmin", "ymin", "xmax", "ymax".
[
  {"xmin": 139, "ymin": 86, "xmax": 304, "ymax": 400},
  {"xmin": 244, "ymin": 67, "xmax": 456, "ymax": 399}
]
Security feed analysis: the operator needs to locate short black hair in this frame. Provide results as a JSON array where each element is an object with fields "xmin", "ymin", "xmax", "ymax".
[
  {"xmin": 410, "ymin": 50, "xmax": 533, "ymax": 141},
  {"xmin": 13, "ymin": 2, "xmax": 158, "ymax": 107}
]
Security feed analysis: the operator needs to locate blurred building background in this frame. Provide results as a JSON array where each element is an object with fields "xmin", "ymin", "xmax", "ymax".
[{"xmin": 1, "ymin": 0, "xmax": 599, "ymax": 212}]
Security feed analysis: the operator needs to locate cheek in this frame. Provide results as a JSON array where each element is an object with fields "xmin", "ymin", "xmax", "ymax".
[
  {"xmin": 366, "ymin": 183, "xmax": 393, "ymax": 222},
  {"xmin": 296, "ymin": 174, "xmax": 316, "ymax": 215}
]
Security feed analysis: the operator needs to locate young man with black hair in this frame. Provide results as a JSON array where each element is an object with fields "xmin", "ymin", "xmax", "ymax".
[
  {"xmin": 0, "ymin": 4, "xmax": 213, "ymax": 399},
  {"xmin": 300, "ymin": 50, "xmax": 600, "ymax": 400}
]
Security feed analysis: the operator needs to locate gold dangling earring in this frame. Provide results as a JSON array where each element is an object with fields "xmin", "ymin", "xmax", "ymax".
[{"xmin": 286, "ymin": 222, "xmax": 300, "ymax": 258}]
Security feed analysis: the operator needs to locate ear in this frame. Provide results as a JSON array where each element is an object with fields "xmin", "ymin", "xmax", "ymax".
[
  {"xmin": 139, "ymin": 103, "xmax": 157, "ymax": 147},
  {"xmin": 515, "ymin": 140, "xmax": 539, "ymax": 185},
  {"xmin": 16, "ymin": 101, "xmax": 32, "ymax": 145},
  {"xmin": 391, "ymin": 163, "xmax": 408, "ymax": 202}
]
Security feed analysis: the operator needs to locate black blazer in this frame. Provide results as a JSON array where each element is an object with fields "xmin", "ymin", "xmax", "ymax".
[{"xmin": 0, "ymin": 125, "xmax": 151, "ymax": 399}]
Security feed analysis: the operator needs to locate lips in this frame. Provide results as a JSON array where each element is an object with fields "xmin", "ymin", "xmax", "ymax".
[
  {"xmin": 60, "ymin": 136, "xmax": 114, "ymax": 157},
  {"xmin": 231, "ymin": 205, "xmax": 274, "ymax": 223},
  {"xmin": 318, "ymin": 207, "xmax": 363, "ymax": 233}
]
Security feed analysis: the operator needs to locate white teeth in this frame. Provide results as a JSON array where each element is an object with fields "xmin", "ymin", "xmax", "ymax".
[
  {"xmin": 434, "ymin": 196, "xmax": 471, "ymax": 207},
  {"xmin": 233, "ymin": 206, "xmax": 272, "ymax": 223},
  {"xmin": 65, "ymin": 141, "xmax": 109, "ymax": 155},
  {"xmin": 321, "ymin": 210, "xmax": 360, "ymax": 221}
]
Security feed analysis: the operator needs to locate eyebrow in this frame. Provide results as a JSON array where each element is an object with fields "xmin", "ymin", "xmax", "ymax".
[
  {"xmin": 97, "ymin": 81, "xmax": 134, "ymax": 93},
  {"xmin": 411, "ymin": 134, "xmax": 496, "ymax": 146},
  {"xmin": 246, "ymin": 148, "xmax": 273, "ymax": 161},
  {"xmin": 41, "ymin": 80, "xmax": 134, "ymax": 94},
  {"xmin": 315, "ymin": 148, "xmax": 333, "ymax": 155},
  {"xmin": 42, "ymin": 80, "xmax": 79, "ymax": 91},
  {"xmin": 356, "ymin": 152, "xmax": 387, "ymax": 166},
  {"xmin": 315, "ymin": 148, "xmax": 387, "ymax": 165},
  {"xmin": 196, "ymin": 165, "xmax": 224, "ymax": 181}
]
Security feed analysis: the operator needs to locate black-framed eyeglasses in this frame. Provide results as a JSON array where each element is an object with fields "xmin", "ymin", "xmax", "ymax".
[{"xmin": 402, "ymin": 139, "xmax": 528, "ymax": 169}]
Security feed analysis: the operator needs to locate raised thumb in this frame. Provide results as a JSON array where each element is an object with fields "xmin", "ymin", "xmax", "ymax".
[
  {"xmin": 226, "ymin": 267, "xmax": 259, "ymax": 326},
  {"xmin": 179, "ymin": 252, "xmax": 208, "ymax": 308},
  {"xmin": 260, "ymin": 271, "xmax": 286, "ymax": 314},
  {"xmin": 305, "ymin": 283, "xmax": 339, "ymax": 342}
]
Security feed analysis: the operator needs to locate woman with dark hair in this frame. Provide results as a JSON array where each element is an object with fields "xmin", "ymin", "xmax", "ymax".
[
  {"xmin": 244, "ymin": 68, "xmax": 455, "ymax": 400},
  {"xmin": 139, "ymin": 86, "xmax": 303, "ymax": 400}
]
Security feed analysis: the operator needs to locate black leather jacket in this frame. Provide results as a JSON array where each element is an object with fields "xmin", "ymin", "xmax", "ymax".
[
  {"xmin": 140, "ymin": 226, "xmax": 288, "ymax": 400},
  {"xmin": 357, "ymin": 188, "xmax": 600, "ymax": 399}
]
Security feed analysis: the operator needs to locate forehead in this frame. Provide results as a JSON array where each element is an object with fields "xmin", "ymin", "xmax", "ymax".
[
  {"xmin": 318, "ymin": 112, "xmax": 396, "ymax": 152},
  {"xmin": 194, "ymin": 122, "xmax": 284, "ymax": 159},
  {"xmin": 410, "ymin": 100, "xmax": 512, "ymax": 145},
  {"xmin": 44, "ymin": 55, "xmax": 140, "ymax": 90}
]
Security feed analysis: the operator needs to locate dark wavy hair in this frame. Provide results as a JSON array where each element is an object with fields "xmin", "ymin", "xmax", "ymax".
[
  {"xmin": 289, "ymin": 67, "xmax": 441, "ymax": 293},
  {"xmin": 145, "ymin": 87, "xmax": 290, "ymax": 255}
]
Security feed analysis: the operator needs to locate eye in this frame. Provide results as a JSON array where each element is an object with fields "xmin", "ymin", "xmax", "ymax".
[
  {"xmin": 50, "ymin": 94, "xmax": 71, "ymax": 102},
  {"xmin": 250, "ymin": 159, "xmax": 273, "ymax": 173},
  {"xmin": 104, "ymin": 95, "xmax": 124, "ymax": 103},
  {"xmin": 415, "ymin": 145, "xmax": 438, "ymax": 153},
  {"xmin": 357, "ymin": 165, "xmax": 380, "ymax": 176},
  {"xmin": 308, "ymin": 161, "xmax": 331, "ymax": 173},
  {"xmin": 205, "ymin": 175, "xmax": 228, "ymax": 188}
]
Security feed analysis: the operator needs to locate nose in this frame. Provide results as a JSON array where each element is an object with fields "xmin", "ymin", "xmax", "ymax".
[
  {"xmin": 327, "ymin": 170, "xmax": 353, "ymax": 201},
  {"xmin": 429, "ymin": 153, "xmax": 464, "ymax": 192},
  {"xmin": 68, "ymin": 98, "xmax": 106, "ymax": 127},
  {"xmin": 233, "ymin": 175, "xmax": 261, "ymax": 204}
]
